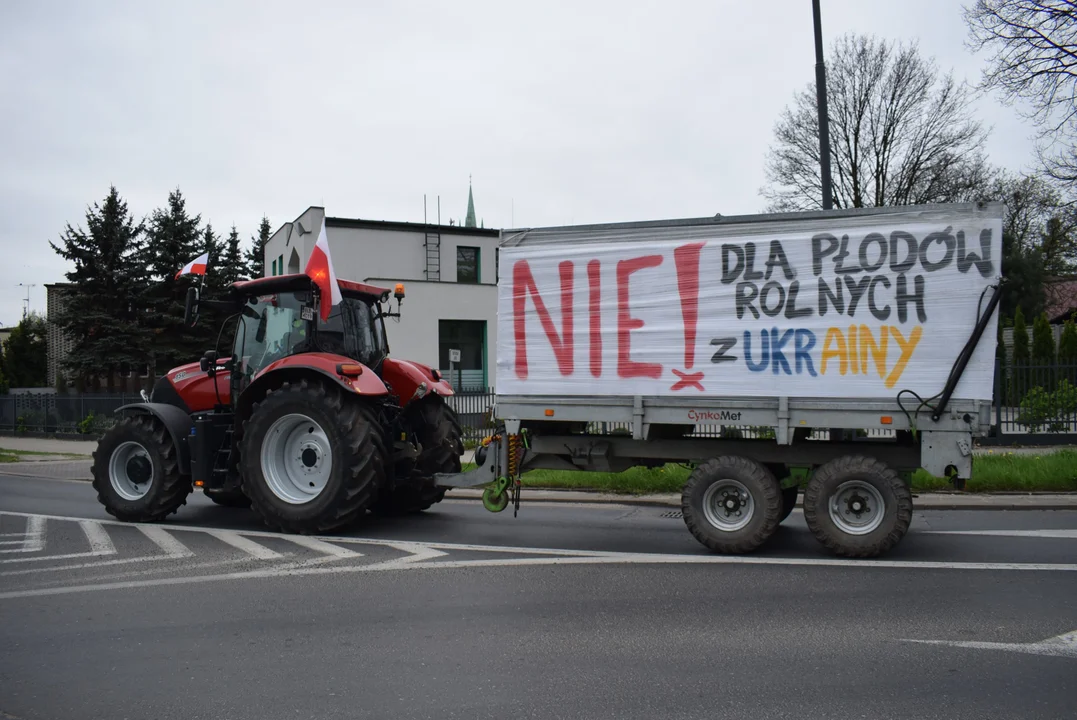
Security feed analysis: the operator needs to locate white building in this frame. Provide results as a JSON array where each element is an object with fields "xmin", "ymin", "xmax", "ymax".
[{"xmin": 263, "ymin": 197, "xmax": 500, "ymax": 391}]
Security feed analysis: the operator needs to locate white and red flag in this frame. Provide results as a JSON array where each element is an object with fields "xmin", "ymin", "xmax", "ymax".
[
  {"xmin": 174, "ymin": 252, "xmax": 209, "ymax": 279},
  {"xmin": 304, "ymin": 218, "xmax": 342, "ymax": 321}
]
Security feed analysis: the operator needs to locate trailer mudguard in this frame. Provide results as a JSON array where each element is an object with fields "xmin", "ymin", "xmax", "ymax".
[{"xmin": 114, "ymin": 402, "xmax": 194, "ymax": 475}]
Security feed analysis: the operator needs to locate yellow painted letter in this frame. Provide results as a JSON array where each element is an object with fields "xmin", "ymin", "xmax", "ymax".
[
  {"xmin": 885, "ymin": 326, "xmax": 923, "ymax": 388},
  {"xmin": 821, "ymin": 328, "xmax": 848, "ymax": 375}
]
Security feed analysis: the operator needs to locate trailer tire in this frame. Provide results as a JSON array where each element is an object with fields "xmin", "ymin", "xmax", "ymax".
[
  {"xmin": 239, "ymin": 379, "xmax": 386, "ymax": 534},
  {"xmin": 779, "ymin": 486, "xmax": 799, "ymax": 523},
  {"xmin": 372, "ymin": 399, "xmax": 463, "ymax": 515},
  {"xmin": 91, "ymin": 414, "xmax": 192, "ymax": 522},
  {"xmin": 803, "ymin": 455, "xmax": 912, "ymax": 558},
  {"xmin": 681, "ymin": 456, "xmax": 782, "ymax": 554}
]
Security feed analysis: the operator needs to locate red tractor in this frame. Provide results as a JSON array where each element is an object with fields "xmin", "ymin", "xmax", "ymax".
[{"xmin": 91, "ymin": 273, "xmax": 463, "ymax": 534}]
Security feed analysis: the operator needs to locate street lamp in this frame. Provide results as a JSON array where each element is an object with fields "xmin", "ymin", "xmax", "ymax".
[
  {"xmin": 813, "ymin": 0, "xmax": 834, "ymax": 211},
  {"xmin": 18, "ymin": 283, "xmax": 36, "ymax": 320}
]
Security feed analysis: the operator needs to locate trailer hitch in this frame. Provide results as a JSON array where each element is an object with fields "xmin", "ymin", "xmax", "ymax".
[{"xmin": 432, "ymin": 424, "xmax": 527, "ymax": 517}]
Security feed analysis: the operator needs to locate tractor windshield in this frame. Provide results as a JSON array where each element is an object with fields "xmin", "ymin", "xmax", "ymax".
[{"xmin": 233, "ymin": 291, "xmax": 387, "ymax": 386}]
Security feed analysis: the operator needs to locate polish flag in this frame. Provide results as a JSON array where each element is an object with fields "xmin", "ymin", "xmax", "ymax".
[
  {"xmin": 175, "ymin": 252, "xmax": 209, "ymax": 279},
  {"xmin": 304, "ymin": 218, "xmax": 342, "ymax": 321}
]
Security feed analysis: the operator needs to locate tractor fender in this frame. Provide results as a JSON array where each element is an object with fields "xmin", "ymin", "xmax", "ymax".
[
  {"xmin": 113, "ymin": 402, "xmax": 194, "ymax": 475},
  {"xmin": 237, "ymin": 360, "xmax": 389, "ymax": 423},
  {"xmin": 381, "ymin": 357, "xmax": 456, "ymax": 406}
]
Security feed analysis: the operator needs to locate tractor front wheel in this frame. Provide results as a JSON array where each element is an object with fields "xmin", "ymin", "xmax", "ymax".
[
  {"xmin": 91, "ymin": 414, "xmax": 192, "ymax": 522},
  {"xmin": 372, "ymin": 398, "xmax": 463, "ymax": 516},
  {"xmin": 239, "ymin": 379, "xmax": 386, "ymax": 534}
]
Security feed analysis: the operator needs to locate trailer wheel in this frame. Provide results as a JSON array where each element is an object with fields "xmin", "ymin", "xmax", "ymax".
[
  {"xmin": 681, "ymin": 456, "xmax": 782, "ymax": 553},
  {"xmin": 239, "ymin": 379, "xmax": 386, "ymax": 534},
  {"xmin": 372, "ymin": 398, "xmax": 463, "ymax": 515},
  {"xmin": 779, "ymin": 486, "xmax": 799, "ymax": 523},
  {"xmin": 91, "ymin": 414, "xmax": 192, "ymax": 522},
  {"xmin": 803, "ymin": 455, "xmax": 913, "ymax": 557}
]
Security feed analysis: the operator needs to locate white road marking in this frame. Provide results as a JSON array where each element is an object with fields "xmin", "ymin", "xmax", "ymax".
[
  {"xmin": 0, "ymin": 516, "xmax": 45, "ymax": 554},
  {"xmin": 138, "ymin": 526, "xmax": 193, "ymax": 558},
  {"xmin": 904, "ymin": 629, "xmax": 1077, "ymax": 659},
  {"xmin": 80, "ymin": 520, "xmax": 115, "ymax": 556},
  {"xmin": 206, "ymin": 530, "xmax": 282, "ymax": 560},
  {"xmin": 927, "ymin": 529, "xmax": 1077, "ymax": 539},
  {"xmin": 283, "ymin": 535, "xmax": 362, "ymax": 559},
  {"xmin": 3, "ymin": 545, "xmax": 1077, "ymax": 601}
]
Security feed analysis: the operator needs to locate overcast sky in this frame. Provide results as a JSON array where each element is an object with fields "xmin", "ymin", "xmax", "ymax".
[{"xmin": 0, "ymin": 0, "xmax": 1040, "ymax": 325}]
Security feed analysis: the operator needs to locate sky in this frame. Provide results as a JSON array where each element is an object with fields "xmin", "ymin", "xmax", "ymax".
[{"xmin": 0, "ymin": 0, "xmax": 1042, "ymax": 326}]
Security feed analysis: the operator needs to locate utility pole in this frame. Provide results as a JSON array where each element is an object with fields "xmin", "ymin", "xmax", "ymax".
[
  {"xmin": 18, "ymin": 283, "xmax": 36, "ymax": 320},
  {"xmin": 813, "ymin": 0, "xmax": 834, "ymax": 210}
]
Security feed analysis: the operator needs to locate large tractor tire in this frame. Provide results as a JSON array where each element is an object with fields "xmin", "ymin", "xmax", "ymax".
[
  {"xmin": 91, "ymin": 414, "xmax": 192, "ymax": 522},
  {"xmin": 802, "ymin": 455, "xmax": 913, "ymax": 558},
  {"xmin": 239, "ymin": 379, "xmax": 386, "ymax": 534},
  {"xmin": 372, "ymin": 398, "xmax": 463, "ymax": 515},
  {"xmin": 681, "ymin": 456, "xmax": 782, "ymax": 554}
]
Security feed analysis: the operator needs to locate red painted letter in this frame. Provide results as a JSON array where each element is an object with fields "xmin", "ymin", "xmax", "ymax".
[
  {"xmin": 671, "ymin": 242, "xmax": 706, "ymax": 391},
  {"xmin": 617, "ymin": 255, "xmax": 663, "ymax": 379},
  {"xmin": 513, "ymin": 259, "xmax": 575, "ymax": 379},
  {"xmin": 588, "ymin": 259, "xmax": 602, "ymax": 378}
]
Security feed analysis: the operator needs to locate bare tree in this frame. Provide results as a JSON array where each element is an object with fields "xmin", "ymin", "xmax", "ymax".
[
  {"xmin": 762, "ymin": 34, "xmax": 994, "ymax": 211},
  {"xmin": 964, "ymin": 1, "xmax": 1077, "ymax": 188}
]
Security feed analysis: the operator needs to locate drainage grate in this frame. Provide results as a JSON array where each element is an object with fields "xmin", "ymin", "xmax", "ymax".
[{"xmin": 660, "ymin": 510, "xmax": 683, "ymax": 519}]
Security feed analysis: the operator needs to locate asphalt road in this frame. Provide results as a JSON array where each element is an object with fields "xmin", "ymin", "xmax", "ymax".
[{"xmin": 1, "ymin": 474, "xmax": 1075, "ymax": 720}]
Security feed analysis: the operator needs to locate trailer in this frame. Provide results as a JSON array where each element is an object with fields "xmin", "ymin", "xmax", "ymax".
[{"xmin": 435, "ymin": 201, "xmax": 1005, "ymax": 558}]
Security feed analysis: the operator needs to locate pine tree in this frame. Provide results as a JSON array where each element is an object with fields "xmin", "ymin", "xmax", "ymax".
[
  {"xmin": 244, "ymin": 216, "xmax": 272, "ymax": 279},
  {"xmin": 140, "ymin": 188, "xmax": 205, "ymax": 374},
  {"xmin": 49, "ymin": 186, "xmax": 147, "ymax": 391},
  {"xmin": 1032, "ymin": 312, "xmax": 1056, "ymax": 366},
  {"xmin": 1059, "ymin": 316, "xmax": 1077, "ymax": 364},
  {"xmin": 221, "ymin": 225, "xmax": 245, "ymax": 285}
]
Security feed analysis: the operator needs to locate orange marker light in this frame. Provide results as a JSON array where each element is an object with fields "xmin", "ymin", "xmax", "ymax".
[
  {"xmin": 336, "ymin": 363, "xmax": 364, "ymax": 377},
  {"xmin": 880, "ymin": 416, "xmax": 893, "ymax": 425},
  {"xmin": 194, "ymin": 480, "xmax": 205, "ymax": 487},
  {"xmin": 395, "ymin": 283, "xmax": 406, "ymax": 299},
  {"xmin": 545, "ymin": 409, "xmax": 555, "ymax": 417}
]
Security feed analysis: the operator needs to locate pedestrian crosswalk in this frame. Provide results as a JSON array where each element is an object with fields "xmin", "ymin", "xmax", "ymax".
[{"xmin": 0, "ymin": 511, "xmax": 398, "ymax": 598}]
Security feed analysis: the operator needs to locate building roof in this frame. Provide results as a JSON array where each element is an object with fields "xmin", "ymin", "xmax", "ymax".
[
  {"xmin": 1045, "ymin": 278, "xmax": 1077, "ymax": 323},
  {"xmin": 326, "ymin": 216, "xmax": 498, "ymax": 238}
]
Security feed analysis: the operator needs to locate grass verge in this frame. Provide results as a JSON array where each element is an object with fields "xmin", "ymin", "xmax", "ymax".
[
  {"xmin": 459, "ymin": 450, "xmax": 1077, "ymax": 495},
  {"xmin": 0, "ymin": 448, "xmax": 87, "ymax": 463}
]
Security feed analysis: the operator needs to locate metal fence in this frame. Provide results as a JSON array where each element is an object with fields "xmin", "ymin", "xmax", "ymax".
[
  {"xmin": 988, "ymin": 361, "xmax": 1077, "ymax": 443},
  {"xmin": 4, "ymin": 364, "xmax": 1076, "ymax": 446}
]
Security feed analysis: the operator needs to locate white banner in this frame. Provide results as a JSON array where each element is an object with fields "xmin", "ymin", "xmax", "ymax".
[{"xmin": 496, "ymin": 211, "xmax": 1002, "ymax": 400}]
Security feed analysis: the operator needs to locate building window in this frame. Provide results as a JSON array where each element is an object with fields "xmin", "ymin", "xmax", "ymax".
[
  {"xmin": 495, "ymin": 248, "xmax": 500, "ymax": 283},
  {"xmin": 277, "ymin": 254, "xmax": 283, "ymax": 276},
  {"xmin": 457, "ymin": 246, "xmax": 479, "ymax": 284},
  {"xmin": 439, "ymin": 319, "xmax": 486, "ymax": 390},
  {"xmin": 271, "ymin": 258, "xmax": 277, "ymax": 276}
]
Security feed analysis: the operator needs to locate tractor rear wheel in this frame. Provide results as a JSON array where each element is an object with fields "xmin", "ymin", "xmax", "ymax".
[
  {"xmin": 239, "ymin": 379, "xmax": 386, "ymax": 534},
  {"xmin": 91, "ymin": 414, "xmax": 192, "ymax": 522},
  {"xmin": 372, "ymin": 398, "xmax": 463, "ymax": 515}
]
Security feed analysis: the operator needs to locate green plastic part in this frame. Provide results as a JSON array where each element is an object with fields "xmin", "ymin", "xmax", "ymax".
[
  {"xmin": 781, "ymin": 466, "xmax": 811, "ymax": 489},
  {"xmin": 482, "ymin": 476, "xmax": 512, "ymax": 513}
]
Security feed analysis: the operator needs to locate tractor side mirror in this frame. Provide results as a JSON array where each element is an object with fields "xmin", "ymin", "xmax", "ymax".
[{"xmin": 184, "ymin": 286, "xmax": 199, "ymax": 327}]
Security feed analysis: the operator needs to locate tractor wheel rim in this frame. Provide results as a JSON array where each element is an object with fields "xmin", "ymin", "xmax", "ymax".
[
  {"xmin": 260, "ymin": 413, "xmax": 333, "ymax": 505},
  {"xmin": 702, "ymin": 479, "xmax": 754, "ymax": 532},
  {"xmin": 828, "ymin": 480, "xmax": 886, "ymax": 535},
  {"xmin": 109, "ymin": 441, "xmax": 154, "ymax": 501}
]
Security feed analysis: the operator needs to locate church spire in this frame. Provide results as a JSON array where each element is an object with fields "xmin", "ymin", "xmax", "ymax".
[{"xmin": 464, "ymin": 175, "xmax": 477, "ymax": 228}]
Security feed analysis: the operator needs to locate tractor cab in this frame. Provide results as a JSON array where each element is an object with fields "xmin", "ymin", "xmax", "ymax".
[{"xmin": 226, "ymin": 276, "xmax": 395, "ymax": 397}]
